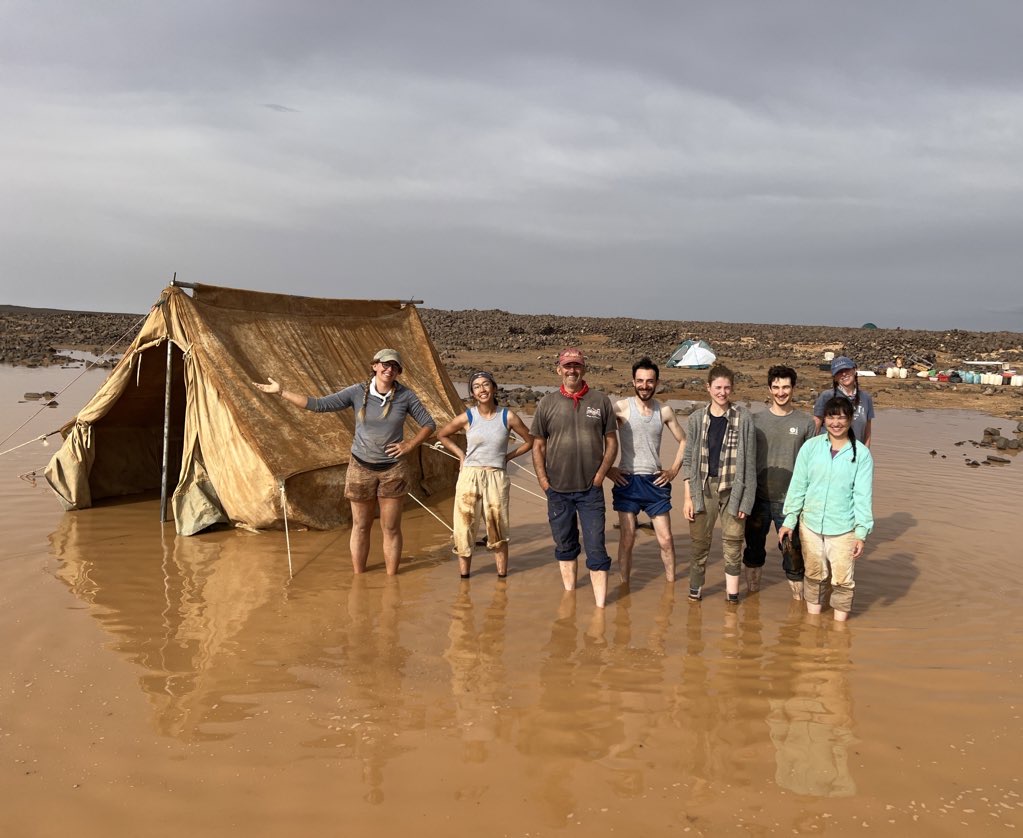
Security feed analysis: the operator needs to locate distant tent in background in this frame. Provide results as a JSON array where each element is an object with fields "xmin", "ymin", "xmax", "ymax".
[
  {"xmin": 44, "ymin": 283, "xmax": 463, "ymax": 536},
  {"xmin": 861, "ymin": 322, "xmax": 878, "ymax": 329},
  {"xmin": 665, "ymin": 338, "xmax": 716, "ymax": 369}
]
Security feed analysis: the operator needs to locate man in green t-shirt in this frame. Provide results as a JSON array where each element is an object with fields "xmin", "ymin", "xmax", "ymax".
[
  {"xmin": 532, "ymin": 347, "xmax": 618, "ymax": 608},
  {"xmin": 742, "ymin": 365, "xmax": 816, "ymax": 599}
]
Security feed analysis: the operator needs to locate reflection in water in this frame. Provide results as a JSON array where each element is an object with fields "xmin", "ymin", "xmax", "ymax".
[
  {"xmin": 309, "ymin": 575, "xmax": 412, "ymax": 805},
  {"xmin": 442, "ymin": 579, "xmax": 509, "ymax": 763},
  {"xmin": 766, "ymin": 611, "xmax": 856, "ymax": 797},
  {"xmin": 6, "ymin": 382, "xmax": 1018, "ymax": 833},
  {"xmin": 50, "ymin": 511, "xmax": 295, "ymax": 740},
  {"xmin": 602, "ymin": 582, "xmax": 676, "ymax": 799},
  {"xmin": 515, "ymin": 592, "xmax": 624, "ymax": 828}
]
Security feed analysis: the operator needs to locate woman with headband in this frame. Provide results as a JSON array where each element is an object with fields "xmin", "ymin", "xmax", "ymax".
[{"xmin": 437, "ymin": 370, "xmax": 534, "ymax": 578}]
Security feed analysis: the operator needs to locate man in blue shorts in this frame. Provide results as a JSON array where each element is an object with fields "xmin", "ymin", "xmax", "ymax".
[{"xmin": 607, "ymin": 357, "xmax": 687, "ymax": 584}]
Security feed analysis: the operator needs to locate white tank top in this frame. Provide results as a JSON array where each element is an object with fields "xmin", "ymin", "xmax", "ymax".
[
  {"xmin": 463, "ymin": 407, "xmax": 510, "ymax": 469},
  {"xmin": 618, "ymin": 398, "xmax": 663, "ymax": 474}
]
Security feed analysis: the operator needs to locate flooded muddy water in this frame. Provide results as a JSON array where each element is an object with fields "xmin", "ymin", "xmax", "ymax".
[{"xmin": 1, "ymin": 366, "xmax": 1020, "ymax": 836}]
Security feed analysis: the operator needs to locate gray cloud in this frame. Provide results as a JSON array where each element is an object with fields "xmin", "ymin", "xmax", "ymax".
[{"xmin": 2, "ymin": 1, "xmax": 1021, "ymax": 330}]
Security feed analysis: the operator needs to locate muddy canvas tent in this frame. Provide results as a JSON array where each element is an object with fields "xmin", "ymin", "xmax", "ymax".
[
  {"xmin": 665, "ymin": 338, "xmax": 716, "ymax": 369},
  {"xmin": 45, "ymin": 284, "xmax": 463, "ymax": 535}
]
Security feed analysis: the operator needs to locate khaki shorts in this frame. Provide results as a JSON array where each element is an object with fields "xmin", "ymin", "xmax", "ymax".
[{"xmin": 344, "ymin": 457, "xmax": 409, "ymax": 501}]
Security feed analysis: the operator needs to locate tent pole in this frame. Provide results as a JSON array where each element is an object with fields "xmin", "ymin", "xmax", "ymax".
[{"xmin": 159, "ymin": 334, "xmax": 173, "ymax": 524}]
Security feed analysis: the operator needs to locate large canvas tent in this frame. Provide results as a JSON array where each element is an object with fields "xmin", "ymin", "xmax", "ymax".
[
  {"xmin": 45, "ymin": 284, "xmax": 463, "ymax": 535},
  {"xmin": 665, "ymin": 338, "xmax": 716, "ymax": 369}
]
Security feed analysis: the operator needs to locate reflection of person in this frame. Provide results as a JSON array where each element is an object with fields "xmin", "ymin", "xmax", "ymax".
[
  {"xmin": 742, "ymin": 365, "xmax": 816, "ymax": 599},
  {"xmin": 780, "ymin": 397, "xmax": 874, "ymax": 621},
  {"xmin": 436, "ymin": 371, "xmax": 533, "ymax": 578},
  {"xmin": 681, "ymin": 364, "xmax": 756, "ymax": 604},
  {"xmin": 532, "ymin": 348, "xmax": 618, "ymax": 608},
  {"xmin": 252, "ymin": 348, "xmax": 436, "ymax": 575},
  {"xmin": 813, "ymin": 355, "xmax": 874, "ymax": 446},
  {"xmin": 767, "ymin": 620, "xmax": 856, "ymax": 798},
  {"xmin": 443, "ymin": 579, "xmax": 509, "ymax": 762},
  {"xmin": 607, "ymin": 357, "xmax": 686, "ymax": 583}
]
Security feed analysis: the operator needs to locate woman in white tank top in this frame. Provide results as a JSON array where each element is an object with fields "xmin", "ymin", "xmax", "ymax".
[{"xmin": 437, "ymin": 371, "xmax": 533, "ymax": 578}]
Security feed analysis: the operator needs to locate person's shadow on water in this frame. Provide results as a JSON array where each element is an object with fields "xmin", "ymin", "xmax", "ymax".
[{"xmin": 854, "ymin": 512, "xmax": 919, "ymax": 614}]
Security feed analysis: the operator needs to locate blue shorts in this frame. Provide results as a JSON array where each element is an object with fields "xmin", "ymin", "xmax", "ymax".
[{"xmin": 611, "ymin": 473, "xmax": 672, "ymax": 518}]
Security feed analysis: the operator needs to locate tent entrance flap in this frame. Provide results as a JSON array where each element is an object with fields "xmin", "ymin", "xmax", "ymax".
[{"xmin": 88, "ymin": 343, "xmax": 187, "ymax": 500}]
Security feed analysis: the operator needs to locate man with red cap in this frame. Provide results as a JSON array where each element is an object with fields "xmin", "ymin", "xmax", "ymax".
[{"xmin": 532, "ymin": 347, "xmax": 618, "ymax": 607}]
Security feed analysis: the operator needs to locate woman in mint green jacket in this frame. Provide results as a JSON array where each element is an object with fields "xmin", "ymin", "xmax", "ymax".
[{"xmin": 778, "ymin": 398, "xmax": 873, "ymax": 621}]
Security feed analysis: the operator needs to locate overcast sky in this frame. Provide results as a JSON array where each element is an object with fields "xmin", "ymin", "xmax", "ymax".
[{"xmin": 2, "ymin": 1, "xmax": 1021, "ymax": 330}]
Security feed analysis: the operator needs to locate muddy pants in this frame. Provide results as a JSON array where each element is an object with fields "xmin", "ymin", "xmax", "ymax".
[
  {"xmin": 799, "ymin": 524, "xmax": 857, "ymax": 613},
  {"xmin": 688, "ymin": 479, "xmax": 745, "ymax": 588},
  {"xmin": 452, "ymin": 466, "xmax": 510, "ymax": 557}
]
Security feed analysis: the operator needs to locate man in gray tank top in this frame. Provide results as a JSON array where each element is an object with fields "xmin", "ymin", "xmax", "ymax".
[{"xmin": 607, "ymin": 357, "xmax": 687, "ymax": 584}]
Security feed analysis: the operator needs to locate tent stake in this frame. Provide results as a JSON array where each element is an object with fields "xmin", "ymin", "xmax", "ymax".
[
  {"xmin": 280, "ymin": 480, "xmax": 294, "ymax": 578},
  {"xmin": 159, "ymin": 336, "xmax": 173, "ymax": 524}
]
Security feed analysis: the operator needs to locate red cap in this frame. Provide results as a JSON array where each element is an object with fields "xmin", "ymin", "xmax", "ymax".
[{"xmin": 558, "ymin": 347, "xmax": 586, "ymax": 365}]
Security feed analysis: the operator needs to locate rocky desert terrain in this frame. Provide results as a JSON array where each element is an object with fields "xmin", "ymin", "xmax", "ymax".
[{"xmin": 3, "ymin": 303, "xmax": 1022, "ymax": 418}]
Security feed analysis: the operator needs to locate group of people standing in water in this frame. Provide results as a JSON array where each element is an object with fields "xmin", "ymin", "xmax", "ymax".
[{"xmin": 254, "ymin": 347, "xmax": 874, "ymax": 621}]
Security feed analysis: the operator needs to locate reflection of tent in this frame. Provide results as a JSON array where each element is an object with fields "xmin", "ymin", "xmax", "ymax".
[
  {"xmin": 45, "ymin": 283, "xmax": 462, "ymax": 535},
  {"xmin": 666, "ymin": 338, "xmax": 716, "ymax": 369}
]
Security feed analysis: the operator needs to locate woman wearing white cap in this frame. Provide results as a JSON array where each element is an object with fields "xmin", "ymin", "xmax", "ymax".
[
  {"xmin": 813, "ymin": 355, "xmax": 874, "ymax": 446},
  {"xmin": 437, "ymin": 371, "xmax": 533, "ymax": 578},
  {"xmin": 253, "ymin": 348, "xmax": 436, "ymax": 575}
]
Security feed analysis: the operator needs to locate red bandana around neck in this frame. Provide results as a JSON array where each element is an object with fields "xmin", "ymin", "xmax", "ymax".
[{"xmin": 560, "ymin": 381, "xmax": 589, "ymax": 409}]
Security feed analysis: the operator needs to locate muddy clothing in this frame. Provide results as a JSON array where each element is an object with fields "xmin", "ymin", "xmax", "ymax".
[
  {"xmin": 533, "ymin": 389, "xmax": 616, "ymax": 492},
  {"xmin": 344, "ymin": 457, "xmax": 409, "ymax": 501},
  {"xmin": 307, "ymin": 382, "xmax": 436, "ymax": 465},
  {"xmin": 688, "ymin": 482, "xmax": 745, "ymax": 587},
  {"xmin": 452, "ymin": 407, "xmax": 513, "ymax": 558},
  {"xmin": 799, "ymin": 525, "xmax": 858, "ymax": 612},
  {"xmin": 452, "ymin": 467, "xmax": 510, "ymax": 557}
]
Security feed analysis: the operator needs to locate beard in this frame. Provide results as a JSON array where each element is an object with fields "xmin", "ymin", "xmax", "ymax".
[{"xmin": 634, "ymin": 386, "xmax": 656, "ymax": 401}]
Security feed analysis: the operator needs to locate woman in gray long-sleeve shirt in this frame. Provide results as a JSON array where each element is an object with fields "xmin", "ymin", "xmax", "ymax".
[{"xmin": 254, "ymin": 348, "xmax": 436, "ymax": 575}]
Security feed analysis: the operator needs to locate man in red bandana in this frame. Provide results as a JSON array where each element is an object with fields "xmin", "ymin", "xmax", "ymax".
[{"xmin": 532, "ymin": 348, "xmax": 618, "ymax": 607}]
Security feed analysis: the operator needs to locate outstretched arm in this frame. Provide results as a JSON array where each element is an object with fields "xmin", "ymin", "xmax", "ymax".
[{"xmin": 252, "ymin": 377, "xmax": 311, "ymax": 409}]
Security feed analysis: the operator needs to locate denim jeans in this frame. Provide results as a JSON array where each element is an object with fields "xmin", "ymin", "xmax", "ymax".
[
  {"xmin": 743, "ymin": 498, "xmax": 805, "ymax": 581},
  {"xmin": 546, "ymin": 485, "xmax": 611, "ymax": 572}
]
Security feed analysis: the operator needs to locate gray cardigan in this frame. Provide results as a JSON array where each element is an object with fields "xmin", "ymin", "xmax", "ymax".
[{"xmin": 681, "ymin": 404, "xmax": 757, "ymax": 517}]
